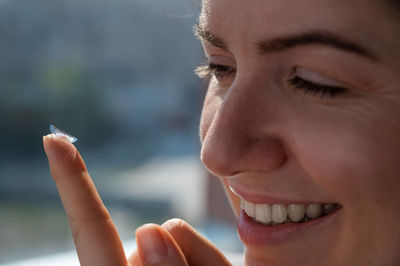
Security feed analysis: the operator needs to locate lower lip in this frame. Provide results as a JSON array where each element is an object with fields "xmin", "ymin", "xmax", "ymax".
[{"xmin": 237, "ymin": 207, "xmax": 341, "ymax": 245}]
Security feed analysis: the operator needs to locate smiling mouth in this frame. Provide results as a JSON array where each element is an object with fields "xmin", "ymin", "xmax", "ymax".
[{"xmin": 241, "ymin": 198, "xmax": 340, "ymax": 226}]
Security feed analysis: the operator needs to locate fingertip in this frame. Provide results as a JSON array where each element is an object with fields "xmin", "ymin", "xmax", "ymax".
[
  {"xmin": 135, "ymin": 224, "xmax": 169, "ymax": 264},
  {"xmin": 161, "ymin": 218, "xmax": 231, "ymax": 265},
  {"xmin": 43, "ymin": 133, "xmax": 72, "ymax": 156},
  {"xmin": 161, "ymin": 218, "xmax": 198, "ymax": 252},
  {"xmin": 43, "ymin": 133, "xmax": 87, "ymax": 177},
  {"xmin": 161, "ymin": 218, "xmax": 194, "ymax": 238},
  {"xmin": 135, "ymin": 223, "xmax": 162, "ymax": 236},
  {"xmin": 135, "ymin": 224, "xmax": 188, "ymax": 266}
]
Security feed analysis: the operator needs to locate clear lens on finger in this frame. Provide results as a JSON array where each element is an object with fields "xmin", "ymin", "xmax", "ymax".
[{"xmin": 49, "ymin": 124, "xmax": 78, "ymax": 143}]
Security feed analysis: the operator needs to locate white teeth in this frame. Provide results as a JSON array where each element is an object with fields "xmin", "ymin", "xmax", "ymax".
[
  {"xmin": 241, "ymin": 199, "xmax": 337, "ymax": 225},
  {"xmin": 244, "ymin": 200, "xmax": 255, "ymax": 217},
  {"xmin": 306, "ymin": 203, "xmax": 322, "ymax": 219},
  {"xmin": 255, "ymin": 204, "xmax": 272, "ymax": 224},
  {"xmin": 287, "ymin": 204, "xmax": 306, "ymax": 222},
  {"xmin": 272, "ymin": 204, "xmax": 287, "ymax": 223},
  {"xmin": 240, "ymin": 198, "xmax": 245, "ymax": 210}
]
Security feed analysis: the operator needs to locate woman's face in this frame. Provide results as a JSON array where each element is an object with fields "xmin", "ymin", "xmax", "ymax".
[{"xmin": 198, "ymin": 0, "xmax": 400, "ymax": 265}]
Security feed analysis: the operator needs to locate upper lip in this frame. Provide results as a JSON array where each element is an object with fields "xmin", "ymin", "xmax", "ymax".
[{"xmin": 228, "ymin": 185, "xmax": 336, "ymax": 205}]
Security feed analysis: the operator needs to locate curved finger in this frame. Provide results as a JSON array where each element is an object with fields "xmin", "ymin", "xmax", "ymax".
[
  {"xmin": 161, "ymin": 219, "xmax": 232, "ymax": 266},
  {"xmin": 43, "ymin": 134, "xmax": 127, "ymax": 266},
  {"xmin": 128, "ymin": 224, "xmax": 188, "ymax": 266}
]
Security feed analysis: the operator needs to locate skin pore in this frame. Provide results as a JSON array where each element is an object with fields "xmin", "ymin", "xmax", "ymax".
[{"xmin": 198, "ymin": 0, "xmax": 400, "ymax": 265}]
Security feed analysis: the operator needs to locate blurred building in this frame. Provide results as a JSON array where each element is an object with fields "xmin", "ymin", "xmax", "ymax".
[{"xmin": 0, "ymin": 0, "xmax": 203, "ymax": 159}]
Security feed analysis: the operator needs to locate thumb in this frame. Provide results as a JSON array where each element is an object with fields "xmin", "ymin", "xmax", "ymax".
[
  {"xmin": 129, "ymin": 224, "xmax": 188, "ymax": 266},
  {"xmin": 162, "ymin": 219, "xmax": 232, "ymax": 266}
]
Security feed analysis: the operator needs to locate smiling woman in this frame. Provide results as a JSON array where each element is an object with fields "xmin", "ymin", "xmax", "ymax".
[
  {"xmin": 42, "ymin": 0, "xmax": 400, "ymax": 265},
  {"xmin": 197, "ymin": 0, "xmax": 400, "ymax": 265}
]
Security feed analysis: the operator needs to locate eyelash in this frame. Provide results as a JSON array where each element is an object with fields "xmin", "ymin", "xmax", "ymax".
[
  {"xmin": 289, "ymin": 76, "xmax": 348, "ymax": 97},
  {"xmin": 195, "ymin": 63, "xmax": 348, "ymax": 98},
  {"xmin": 194, "ymin": 63, "xmax": 236, "ymax": 79}
]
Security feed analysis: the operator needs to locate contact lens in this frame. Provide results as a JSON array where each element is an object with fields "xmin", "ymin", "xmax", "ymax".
[{"xmin": 49, "ymin": 124, "xmax": 78, "ymax": 143}]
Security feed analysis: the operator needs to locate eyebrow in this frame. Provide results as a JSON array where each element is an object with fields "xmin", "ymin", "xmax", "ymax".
[
  {"xmin": 193, "ymin": 22, "xmax": 377, "ymax": 61},
  {"xmin": 194, "ymin": 22, "xmax": 229, "ymax": 50}
]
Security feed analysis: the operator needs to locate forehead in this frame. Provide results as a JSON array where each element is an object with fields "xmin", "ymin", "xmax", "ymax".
[
  {"xmin": 201, "ymin": 0, "xmax": 387, "ymax": 35},
  {"xmin": 201, "ymin": 0, "xmax": 388, "ymax": 19},
  {"xmin": 200, "ymin": 0, "xmax": 397, "ymax": 56},
  {"xmin": 201, "ymin": 0, "xmax": 346, "ymax": 27}
]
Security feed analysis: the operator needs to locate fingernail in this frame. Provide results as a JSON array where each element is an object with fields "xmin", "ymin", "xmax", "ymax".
[{"xmin": 136, "ymin": 225, "xmax": 169, "ymax": 264}]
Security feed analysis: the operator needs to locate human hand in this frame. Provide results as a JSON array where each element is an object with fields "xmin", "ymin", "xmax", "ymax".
[{"xmin": 43, "ymin": 134, "xmax": 232, "ymax": 266}]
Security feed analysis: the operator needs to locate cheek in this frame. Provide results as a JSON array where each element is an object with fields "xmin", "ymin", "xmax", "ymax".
[
  {"xmin": 292, "ymin": 114, "xmax": 400, "ymax": 253},
  {"xmin": 291, "ymin": 111, "xmax": 400, "ymax": 210}
]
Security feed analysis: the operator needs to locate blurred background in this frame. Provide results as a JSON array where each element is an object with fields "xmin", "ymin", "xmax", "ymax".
[{"xmin": 0, "ymin": 0, "xmax": 242, "ymax": 264}]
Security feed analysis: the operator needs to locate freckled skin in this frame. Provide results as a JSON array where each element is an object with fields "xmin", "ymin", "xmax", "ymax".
[{"xmin": 198, "ymin": 0, "xmax": 400, "ymax": 265}]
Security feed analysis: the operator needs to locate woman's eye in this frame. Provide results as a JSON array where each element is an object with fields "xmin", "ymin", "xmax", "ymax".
[
  {"xmin": 289, "ymin": 76, "xmax": 348, "ymax": 98},
  {"xmin": 195, "ymin": 63, "xmax": 236, "ymax": 80}
]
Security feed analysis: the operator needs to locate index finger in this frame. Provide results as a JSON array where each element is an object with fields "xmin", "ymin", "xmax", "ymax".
[{"xmin": 43, "ymin": 134, "xmax": 127, "ymax": 266}]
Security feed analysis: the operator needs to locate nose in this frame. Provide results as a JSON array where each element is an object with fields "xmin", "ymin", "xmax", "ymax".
[{"xmin": 200, "ymin": 80, "xmax": 287, "ymax": 177}]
